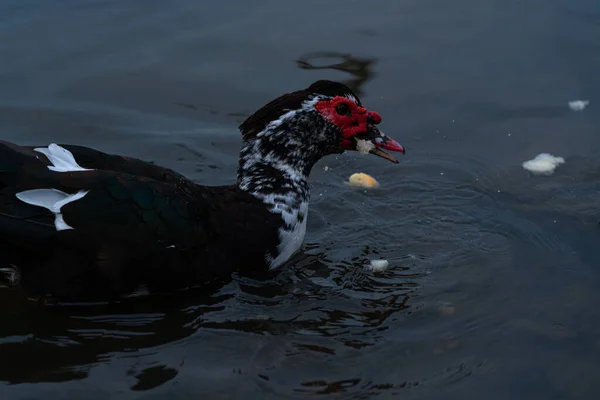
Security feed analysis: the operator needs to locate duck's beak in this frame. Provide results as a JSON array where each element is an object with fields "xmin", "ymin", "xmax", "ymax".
[{"xmin": 354, "ymin": 124, "xmax": 405, "ymax": 163}]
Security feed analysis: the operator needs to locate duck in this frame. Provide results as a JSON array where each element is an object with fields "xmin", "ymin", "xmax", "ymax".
[{"xmin": 0, "ymin": 80, "xmax": 405, "ymax": 301}]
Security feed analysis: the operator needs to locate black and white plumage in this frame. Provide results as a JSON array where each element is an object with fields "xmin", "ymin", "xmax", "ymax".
[{"xmin": 0, "ymin": 80, "xmax": 405, "ymax": 300}]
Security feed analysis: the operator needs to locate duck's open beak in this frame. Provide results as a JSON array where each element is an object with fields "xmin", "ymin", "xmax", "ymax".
[{"xmin": 354, "ymin": 124, "xmax": 405, "ymax": 164}]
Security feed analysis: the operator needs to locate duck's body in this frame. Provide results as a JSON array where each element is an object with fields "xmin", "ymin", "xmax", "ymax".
[
  {"xmin": 0, "ymin": 80, "xmax": 404, "ymax": 300},
  {"xmin": 0, "ymin": 142, "xmax": 304, "ymax": 300}
]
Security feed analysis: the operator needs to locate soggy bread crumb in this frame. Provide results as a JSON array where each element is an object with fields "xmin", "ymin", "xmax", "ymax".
[
  {"xmin": 568, "ymin": 100, "xmax": 590, "ymax": 111},
  {"xmin": 367, "ymin": 259, "xmax": 389, "ymax": 272},
  {"xmin": 522, "ymin": 153, "xmax": 565, "ymax": 175},
  {"xmin": 348, "ymin": 173, "xmax": 379, "ymax": 188},
  {"xmin": 355, "ymin": 139, "xmax": 375, "ymax": 155}
]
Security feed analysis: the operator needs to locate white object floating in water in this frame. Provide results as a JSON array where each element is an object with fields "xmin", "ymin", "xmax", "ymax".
[
  {"xmin": 568, "ymin": 100, "xmax": 590, "ymax": 111},
  {"xmin": 348, "ymin": 172, "xmax": 379, "ymax": 189},
  {"xmin": 367, "ymin": 259, "xmax": 389, "ymax": 272},
  {"xmin": 522, "ymin": 153, "xmax": 565, "ymax": 176}
]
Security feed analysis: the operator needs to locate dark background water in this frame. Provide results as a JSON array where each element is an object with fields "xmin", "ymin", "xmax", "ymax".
[{"xmin": 1, "ymin": 0, "xmax": 600, "ymax": 398}]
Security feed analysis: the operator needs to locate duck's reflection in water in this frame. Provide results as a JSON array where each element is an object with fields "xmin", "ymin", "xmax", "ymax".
[
  {"xmin": 296, "ymin": 52, "xmax": 377, "ymax": 97},
  {"xmin": 0, "ymin": 252, "xmax": 417, "ymax": 392}
]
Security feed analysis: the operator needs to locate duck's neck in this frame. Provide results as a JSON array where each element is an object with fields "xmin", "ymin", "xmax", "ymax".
[
  {"xmin": 237, "ymin": 130, "xmax": 316, "ymax": 269},
  {"xmin": 237, "ymin": 121, "xmax": 325, "ymax": 197}
]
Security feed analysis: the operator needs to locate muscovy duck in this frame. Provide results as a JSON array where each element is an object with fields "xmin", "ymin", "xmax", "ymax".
[{"xmin": 0, "ymin": 80, "xmax": 404, "ymax": 300}]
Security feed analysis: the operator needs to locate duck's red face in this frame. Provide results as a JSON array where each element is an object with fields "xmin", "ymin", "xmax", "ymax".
[{"xmin": 315, "ymin": 95, "xmax": 405, "ymax": 163}]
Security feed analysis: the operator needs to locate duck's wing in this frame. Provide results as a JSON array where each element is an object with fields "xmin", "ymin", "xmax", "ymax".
[{"xmin": 0, "ymin": 141, "xmax": 209, "ymax": 249}]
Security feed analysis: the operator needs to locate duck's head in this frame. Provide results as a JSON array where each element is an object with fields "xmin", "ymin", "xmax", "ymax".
[{"xmin": 238, "ymin": 80, "xmax": 405, "ymax": 177}]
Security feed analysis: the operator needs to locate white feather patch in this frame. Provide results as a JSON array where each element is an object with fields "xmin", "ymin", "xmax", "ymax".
[
  {"xmin": 34, "ymin": 143, "xmax": 93, "ymax": 172},
  {"xmin": 16, "ymin": 189, "xmax": 89, "ymax": 230},
  {"xmin": 267, "ymin": 199, "xmax": 309, "ymax": 269}
]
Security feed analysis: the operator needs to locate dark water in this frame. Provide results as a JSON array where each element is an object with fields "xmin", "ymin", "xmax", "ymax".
[{"xmin": 1, "ymin": 0, "xmax": 600, "ymax": 398}]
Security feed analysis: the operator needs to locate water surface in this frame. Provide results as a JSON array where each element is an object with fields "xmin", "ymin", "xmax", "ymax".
[{"xmin": 1, "ymin": 0, "xmax": 600, "ymax": 398}]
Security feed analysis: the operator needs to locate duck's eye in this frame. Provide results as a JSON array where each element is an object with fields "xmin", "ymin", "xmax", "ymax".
[{"xmin": 336, "ymin": 103, "xmax": 351, "ymax": 116}]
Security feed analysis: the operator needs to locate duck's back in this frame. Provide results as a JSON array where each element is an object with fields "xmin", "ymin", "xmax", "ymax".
[{"xmin": 0, "ymin": 141, "xmax": 280, "ymax": 300}]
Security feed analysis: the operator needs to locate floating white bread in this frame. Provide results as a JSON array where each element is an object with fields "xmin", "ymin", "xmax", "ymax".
[
  {"xmin": 568, "ymin": 100, "xmax": 590, "ymax": 111},
  {"xmin": 348, "ymin": 172, "xmax": 379, "ymax": 189},
  {"xmin": 522, "ymin": 153, "xmax": 565, "ymax": 175},
  {"xmin": 367, "ymin": 259, "xmax": 389, "ymax": 272}
]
